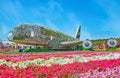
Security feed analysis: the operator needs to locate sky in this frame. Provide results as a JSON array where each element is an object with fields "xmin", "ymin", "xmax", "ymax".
[{"xmin": 0, "ymin": 0, "xmax": 120, "ymax": 41}]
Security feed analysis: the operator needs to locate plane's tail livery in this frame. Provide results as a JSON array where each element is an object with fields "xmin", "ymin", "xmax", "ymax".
[{"xmin": 75, "ymin": 25, "xmax": 81, "ymax": 39}]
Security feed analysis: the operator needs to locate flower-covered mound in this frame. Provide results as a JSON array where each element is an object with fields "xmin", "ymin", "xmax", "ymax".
[{"xmin": 0, "ymin": 52, "xmax": 120, "ymax": 78}]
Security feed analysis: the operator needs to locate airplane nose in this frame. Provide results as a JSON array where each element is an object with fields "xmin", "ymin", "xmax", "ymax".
[{"xmin": 7, "ymin": 31, "xmax": 14, "ymax": 40}]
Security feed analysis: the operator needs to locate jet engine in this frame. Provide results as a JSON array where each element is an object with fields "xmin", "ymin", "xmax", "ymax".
[
  {"xmin": 7, "ymin": 32, "xmax": 13, "ymax": 40},
  {"xmin": 82, "ymin": 39, "xmax": 92, "ymax": 49},
  {"xmin": 107, "ymin": 38, "xmax": 117, "ymax": 48}
]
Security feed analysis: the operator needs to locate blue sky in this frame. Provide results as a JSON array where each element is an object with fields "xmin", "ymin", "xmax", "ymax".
[{"xmin": 0, "ymin": 0, "xmax": 120, "ymax": 41}]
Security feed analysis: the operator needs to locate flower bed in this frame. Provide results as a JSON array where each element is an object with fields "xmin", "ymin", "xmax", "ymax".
[{"xmin": 0, "ymin": 52, "xmax": 120, "ymax": 78}]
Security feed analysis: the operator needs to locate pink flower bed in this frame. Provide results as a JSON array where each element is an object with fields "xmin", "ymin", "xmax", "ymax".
[
  {"xmin": 0, "ymin": 52, "xmax": 120, "ymax": 78},
  {"xmin": 0, "ymin": 52, "xmax": 114, "ymax": 62},
  {"xmin": 0, "ymin": 58, "xmax": 120, "ymax": 78}
]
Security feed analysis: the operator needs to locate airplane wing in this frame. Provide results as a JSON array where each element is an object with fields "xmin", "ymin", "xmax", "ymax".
[
  {"xmin": 60, "ymin": 40, "xmax": 82, "ymax": 46},
  {"xmin": 10, "ymin": 40, "xmax": 48, "ymax": 45}
]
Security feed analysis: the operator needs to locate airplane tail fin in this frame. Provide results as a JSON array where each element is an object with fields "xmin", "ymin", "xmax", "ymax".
[{"xmin": 75, "ymin": 25, "xmax": 81, "ymax": 39}]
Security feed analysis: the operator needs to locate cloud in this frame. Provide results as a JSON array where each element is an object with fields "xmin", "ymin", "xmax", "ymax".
[
  {"xmin": 31, "ymin": 1, "xmax": 63, "ymax": 20},
  {"xmin": 59, "ymin": 12, "xmax": 92, "ymax": 40},
  {"xmin": 0, "ymin": 1, "xmax": 23, "ymax": 40},
  {"xmin": 0, "ymin": 0, "xmax": 92, "ymax": 40},
  {"xmin": 46, "ymin": 1, "xmax": 92, "ymax": 40},
  {"xmin": 31, "ymin": 1, "xmax": 64, "ymax": 30},
  {"xmin": 45, "ymin": 19, "xmax": 60, "ymax": 31},
  {"xmin": 1, "ymin": 25, "xmax": 7, "ymax": 34},
  {"xmin": 60, "ymin": 13, "xmax": 80, "ymax": 35},
  {"xmin": 81, "ymin": 29, "xmax": 92, "ymax": 40},
  {"xmin": 0, "ymin": 0, "xmax": 23, "ymax": 22},
  {"xmin": 0, "ymin": 24, "xmax": 9, "ymax": 40},
  {"xmin": 94, "ymin": 0, "xmax": 120, "ymax": 37}
]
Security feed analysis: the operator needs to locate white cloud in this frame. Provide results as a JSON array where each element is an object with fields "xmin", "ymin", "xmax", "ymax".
[
  {"xmin": 80, "ymin": 27, "xmax": 92, "ymax": 40},
  {"xmin": 94, "ymin": 0, "xmax": 120, "ymax": 37},
  {"xmin": 31, "ymin": 1, "xmax": 63, "ymax": 20},
  {"xmin": 1, "ymin": 25, "xmax": 7, "ymax": 34},
  {"xmin": 60, "ymin": 12, "xmax": 92, "ymax": 40},
  {"xmin": 31, "ymin": 1, "xmax": 63, "ymax": 31},
  {"xmin": 48, "ymin": 1, "xmax": 64, "ymax": 13},
  {"xmin": 45, "ymin": 19, "xmax": 60, "ymax": 31},
  {"xmin": 60, "ymin": 13, "xmax": 80, "ymax": 36},
  {"xmin": 31, "ymin": 1, "xmax": 92, "ymax": 40},
  {"xmin": 0, "ymin": 0, "xmax": 92, "ymax": 40},
  {"xmin": 0, "ymin": 24, "xmax": 10, "ymax": 40},
  {"xmin": 0, "ymin": 1, "xmax": 23, "ymax": 40},
  {"xmin": 0, "ymin": 0, "xmax": 23, "ymax": 22}
]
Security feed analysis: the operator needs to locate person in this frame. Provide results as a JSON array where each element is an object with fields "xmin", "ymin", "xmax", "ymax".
[
  {"xmin": 19, "ymin": 48, "xmax": 25, "ymax": 52},
  {"xmin": 19, "ymin": 46, "xmax": 25, "ymax": 52}
]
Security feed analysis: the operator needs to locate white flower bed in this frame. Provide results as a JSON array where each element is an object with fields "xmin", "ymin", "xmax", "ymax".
[{"xmin": 0, "ymin": 53, "xmax": 120, "ymax": 68}]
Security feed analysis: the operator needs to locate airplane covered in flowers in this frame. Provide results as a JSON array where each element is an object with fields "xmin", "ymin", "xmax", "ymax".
[{"xmin": 7, "ymin": 24, "xmax": 119, "ymax": 50}]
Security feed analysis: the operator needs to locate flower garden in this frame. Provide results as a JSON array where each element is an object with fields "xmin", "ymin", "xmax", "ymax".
[{"xmin": 0, "ymin": 52, "xmax": 120, "ymax": 78}]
